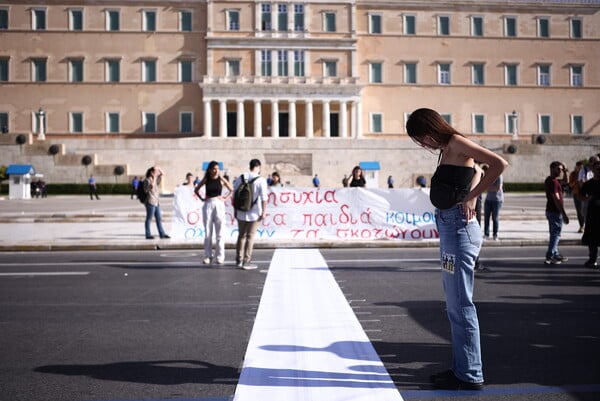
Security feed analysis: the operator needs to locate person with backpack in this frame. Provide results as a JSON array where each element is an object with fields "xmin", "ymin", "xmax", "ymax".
[
  {"xmin": 142, "ymin": 165, "xmax": 170, "ymax": 240},
  {"xmin": 232, "ymin": 159, "xmax": 268, "ymax": 270},
  {"xmin": 194, "ymin": 161, "xmax": 233, "ymax": 265}
]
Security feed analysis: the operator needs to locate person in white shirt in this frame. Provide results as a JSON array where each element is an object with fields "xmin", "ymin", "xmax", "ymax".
[{"xmin": 232, "ymin": 159, "xmax": 268, "ymax": 270}]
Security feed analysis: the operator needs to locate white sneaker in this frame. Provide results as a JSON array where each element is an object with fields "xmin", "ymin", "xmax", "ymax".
[
  {"xmin": 236, "ymin": 261, "xmax": 244, "ymax": 268},
  {"xmin": 203, "ymin": 257, "xmax": 211, "ymax": 265},
  {"xmin": 242, "ymin": 263, "xmax": 257, "ymax": 270},
  {"xmin": 215, "ymin": 259, "xmax": 224, "ymax": 265}
]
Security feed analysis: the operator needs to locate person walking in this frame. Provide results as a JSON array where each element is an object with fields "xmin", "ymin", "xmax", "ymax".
[
  {"xmin": 233, "ymin": 159, "xmax": 268, "ymax": 270},
  {"xmin": 544, "ymin": 161, "xmax": 570, "ymax": 265},
  {"xmin": 483, "ymin": 172, "xmax": 504, "ymax": 240},
  {"xmin": 387, "ymin": 175, "xmax": 394, "ymax": 188},
  {"xmin": 581, "ymin": 158, "xmax": 600, "ymax": 268},
  {"xmin": 194, "ymin": 161, "xmax": 233, "ymax": 265},
  {"xmin": 131, "ymin": 176, "xmax": 139, "ymax": 199},
  {"xmin": 88, "ymin": 174, "xmax": 100, "ymax": 200},
  {"xmin": 143, "ymin": 165, "xmax": 170, "ymax": 240},
  {"xmin": 406, "ymin": 108, "xmax": 508, "ymax": 391}
]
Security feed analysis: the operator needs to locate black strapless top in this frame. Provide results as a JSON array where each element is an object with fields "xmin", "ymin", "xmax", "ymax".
[
  {"xmin": 205, "ymin": 177, "xmax": 223, "ymax": 198},
  {"xmin": 430, "ymin": 164, "xmax": 475, "ymax": 209}
]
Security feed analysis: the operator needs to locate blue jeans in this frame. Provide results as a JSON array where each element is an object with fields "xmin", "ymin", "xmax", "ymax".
[
  {"xmin": 435, "ymin": 205, "xmax": 484, "ymax": 383},
  {"xmin": 145, "ymin": 203, "xmax": 166, "ymax": 238},
  {"xmin": 545, "ymin": 211, "xmax": 563, "ymax": 259},
  {"xmin": 483, "ymin": 200, "xmax": 502, "ymax": 237}
]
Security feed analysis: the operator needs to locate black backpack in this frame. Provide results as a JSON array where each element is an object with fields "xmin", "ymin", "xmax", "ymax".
[
  {"xmin": 136, "ymin": 179, "xmax": 148, "ymax": 204},
  {"xmin": 233, "ymin": 175, "xmax": 259, "ymax": 211}
]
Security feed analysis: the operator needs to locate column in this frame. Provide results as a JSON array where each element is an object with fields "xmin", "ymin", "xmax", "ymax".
[
  {"xmin": 289, "ymin": 101, "xmax": 297, "ymax": 138},
  {"xmin": 350, "ymin": 101, "xmax": 357, "ymax": 138},
  {"xmin": 305, "ymin": 101, "xmax": 313, "ymax": 138},
  {"xmin": 339, "ymin": 101, "xmax": 348, "ymax": 138},
  {"xmin": 254, "ymin": 100, "xmax": 262, "ymax": 138},
  {"xmin": 322, "ymin": 100, "xmax": 330, "ymax": 137},
  {"xmin": 356, "ymin": 100, "xmax": 363, "ymax": 138},
  {"xmin": 203, "ymin": 100, "xmax": 212, "ymax": 138},
  {"xmin": 219, "ymin": 100, "xmax": 227, "ymax": 138},
  {"xmin": 271, "ymin": 100, "xmax": 279, "ymax": 137},
  {"xmin": 237, "ymin": 100, "xmax": 245, "ymax": 138}
]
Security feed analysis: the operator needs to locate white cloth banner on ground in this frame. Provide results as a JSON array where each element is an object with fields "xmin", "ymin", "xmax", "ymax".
[
  {"xmin": 233, "ymin": 248, "xmax": 404, "ymax": 401},
  {"xmin": 171, "ymin": 186, "xmax": 436, "ymax": 242}
]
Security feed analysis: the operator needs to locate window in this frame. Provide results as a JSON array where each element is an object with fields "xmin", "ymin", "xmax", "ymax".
[
  {"xmin": 504, "ymin": 16, "xmax": 517, "ymax": 37},
  {"xmin": 0, "ymin": 112, "xmax": 8, "ymax": 132},
  {"xmin": 570, "ymin": 65, "xmax": 583, "ymax": 86},
  {"xmin": 227, "ymin": 10, "xmax": 240, "ymax": 31},
  {"xmin": 106, "ymin": 10, "xmax": 119, "ymax": 31},
  {"xmin": 260, "ymin": 50, "xmax": 272, "ymax": 76},
  {"xmin": 32, "ymin": 58, "xmax": 46, "ymax": 82},
  {"xmin": 438, "ymin": 15, "xmax": 450, "ymax": 35},
  {"xmin": 537, "ymin": 64, "xmax": 550, "ymax": 86},
  {"xmin": 539, "ymin": 115, "xmax": 551, "ymax": 134},
  {"xmin": 324, "ymin": 60, "xmax": 337, "ymax": 77},
  {"xmin": 180, "ymin": 60, "xmax": 192, "ymax": 82},
  {"xmin": 438, "ymin": 63, "xmax": 451, "ymax": 84},
  {"xmin": 106, "ymin": 59, "xmax": 120, "ymax": 82},
  {"xmin": 370, "ymin": 62, "xmax": 382, "ymax": 83},
  {"xmin": 294, "ymin": 4, "xmax": 304, "ymax": 31},
  {"xmin": 69, "ymin": 59, "xmax": 84, "ymax": 82},
  {"xmin": 0, "ymin": 58, "xmax": 8, "ymax": 81},
  {"xmin": 278, "ymin": 4, "xmax": 287, "ymax": 31},
  {"xmin": 69, "ymin": 9, "xmax": 83, "ymax": 31},
  {"xmin": 571, "ymin": 115, "xmax": 583, "ymax": 134},
  {"xmin": 371, "ymin": 113, "xmax": 383, "ymax": 133},
  {"xmin": 506, "ymin": 112, "xmax": 517, "ymax": 135},
  {"xmin": 505, "ymin": 64, "xmax": 518, "ymax": 86},
  {"xmin": 570, "ymin": 18, "xmax": 582, "ymax": 38},
  {"xmin": 143, "ymin": 112, "xmax": 156, "ymax": 133},
  {"xmin": 0, "ymin": 8, "xmax": 8, "ymax": 29},
  {"xmin": 441, "ymin": 114, "xmax": 452, "ymax": 125},
  {"xmin": 261, "ymin": 4, "xmax": 271, "ymax": 31},
  {"xmin": 32, "ymin": 8, "xmax": 46, "ymax": 30},
  {"xmin": 404, "ymin": 62, "xmax": 417, "ymax": 84},
  {"xmin": 180, "ymin": 10, "xmax": 192, "ymax": 31},
  {"xmin": 471, "ymin": 16, "xmax": 483, "ymax": 36},
  {"xmin": 293, "ymin": 50, "xmax": 305, "ymax": 76},
  {"xmin": 537, "ymin": 17, "xmax": 549, "ymax": 38},
  {"xmin": 107, "ymin": 113, "xmax": 120, "ymax": 133},
  {"xmin": 473, "ymin": 114, "xmax": 485, "ymax": 133},
  {"xmin": 143, "ymin": 60, "xmax": 157, "ymax": 82},
  {"xmin": 404, "ymin": 15, "xmax": 416, "ymax": 35},
  {"xmin": 70, "ymin": 112, "xmax": 83, "ymax": 133},
  {"xmin": 277, "ymin": 50, "xmax": 288, "ymax": 76},
  {"xmin": 324, "ymin": 12, "xmax": 336, "ymax": 32},
  {"xmin": 227, "ymin": 59, "xmax": 240, "ymax": 76},
  {"xmin": 143, "ymin": 10, "xmax": 156, "ymax": 32},
  {"xmin": 369, "ymin": 14, "xmax": 382, "ymax": 34},
  {"xmin": 180, "ymin": 112, "xmax": 193, "ymax": 132},
  {"xmin": 472, "ymin": 63, "xmax": 484, "ymax": 85}
]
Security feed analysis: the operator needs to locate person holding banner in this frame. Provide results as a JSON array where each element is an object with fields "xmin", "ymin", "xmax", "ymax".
[
  {"xmin": 194, "ymin": 161, "xmax": 233, "ymax": 265},
  {"xmin": 406, "ymin": 108, "xmax": 508, "ymax": 391}
]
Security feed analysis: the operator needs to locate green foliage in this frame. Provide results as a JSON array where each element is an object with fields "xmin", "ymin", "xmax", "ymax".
[
  {"xmin": 503, "ymin": 182, "xmax": 545, "ymax": 192},
  {"xmin": 0, "ymin": 165, "xmax": 7, "ymax": 182}
]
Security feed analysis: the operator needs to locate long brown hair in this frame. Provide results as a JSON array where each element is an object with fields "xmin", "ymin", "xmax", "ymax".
[{"xmin": 405, "ymin": 108, "xmax": 463, "ymax": 151}]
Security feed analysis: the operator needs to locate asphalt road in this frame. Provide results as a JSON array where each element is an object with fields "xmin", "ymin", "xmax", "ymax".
[{"xmin": 0, "ymin": 246, "xmax": 598, "ymax": 401}]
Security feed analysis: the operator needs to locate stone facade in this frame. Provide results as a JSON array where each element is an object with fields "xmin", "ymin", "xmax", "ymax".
[{"xmin": 0, "ymin": 0, "xmax": 599, "ymax": 188}]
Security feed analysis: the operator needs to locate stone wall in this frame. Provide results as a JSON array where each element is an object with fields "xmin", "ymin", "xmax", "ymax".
[{"xmin": 1, "ymin": 133, "xmax": 599, "ymax": 190}]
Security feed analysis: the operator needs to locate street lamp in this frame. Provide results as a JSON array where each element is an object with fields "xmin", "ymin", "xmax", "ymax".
[
  {"xmin": 36, "ymin": 107, "xmax": 46, "ymax": 141},
  {"xmin": 511, "ymin": 110, "xmax": 518, "ymax": 140}
]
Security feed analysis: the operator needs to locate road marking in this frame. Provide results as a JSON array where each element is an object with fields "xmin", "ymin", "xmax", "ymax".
[
  {"xmin": 233, "ymin": 248, "xmax": 403, "ymax": 401},
  {"xmin": 0, "ymin": 272, "xmax": 89, "ymax": 277}
]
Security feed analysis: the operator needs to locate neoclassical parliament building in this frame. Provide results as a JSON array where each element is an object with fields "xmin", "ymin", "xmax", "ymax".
[{"xmin": 0, "ymin": 0, "xmax": 599, "ymax": 187}]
